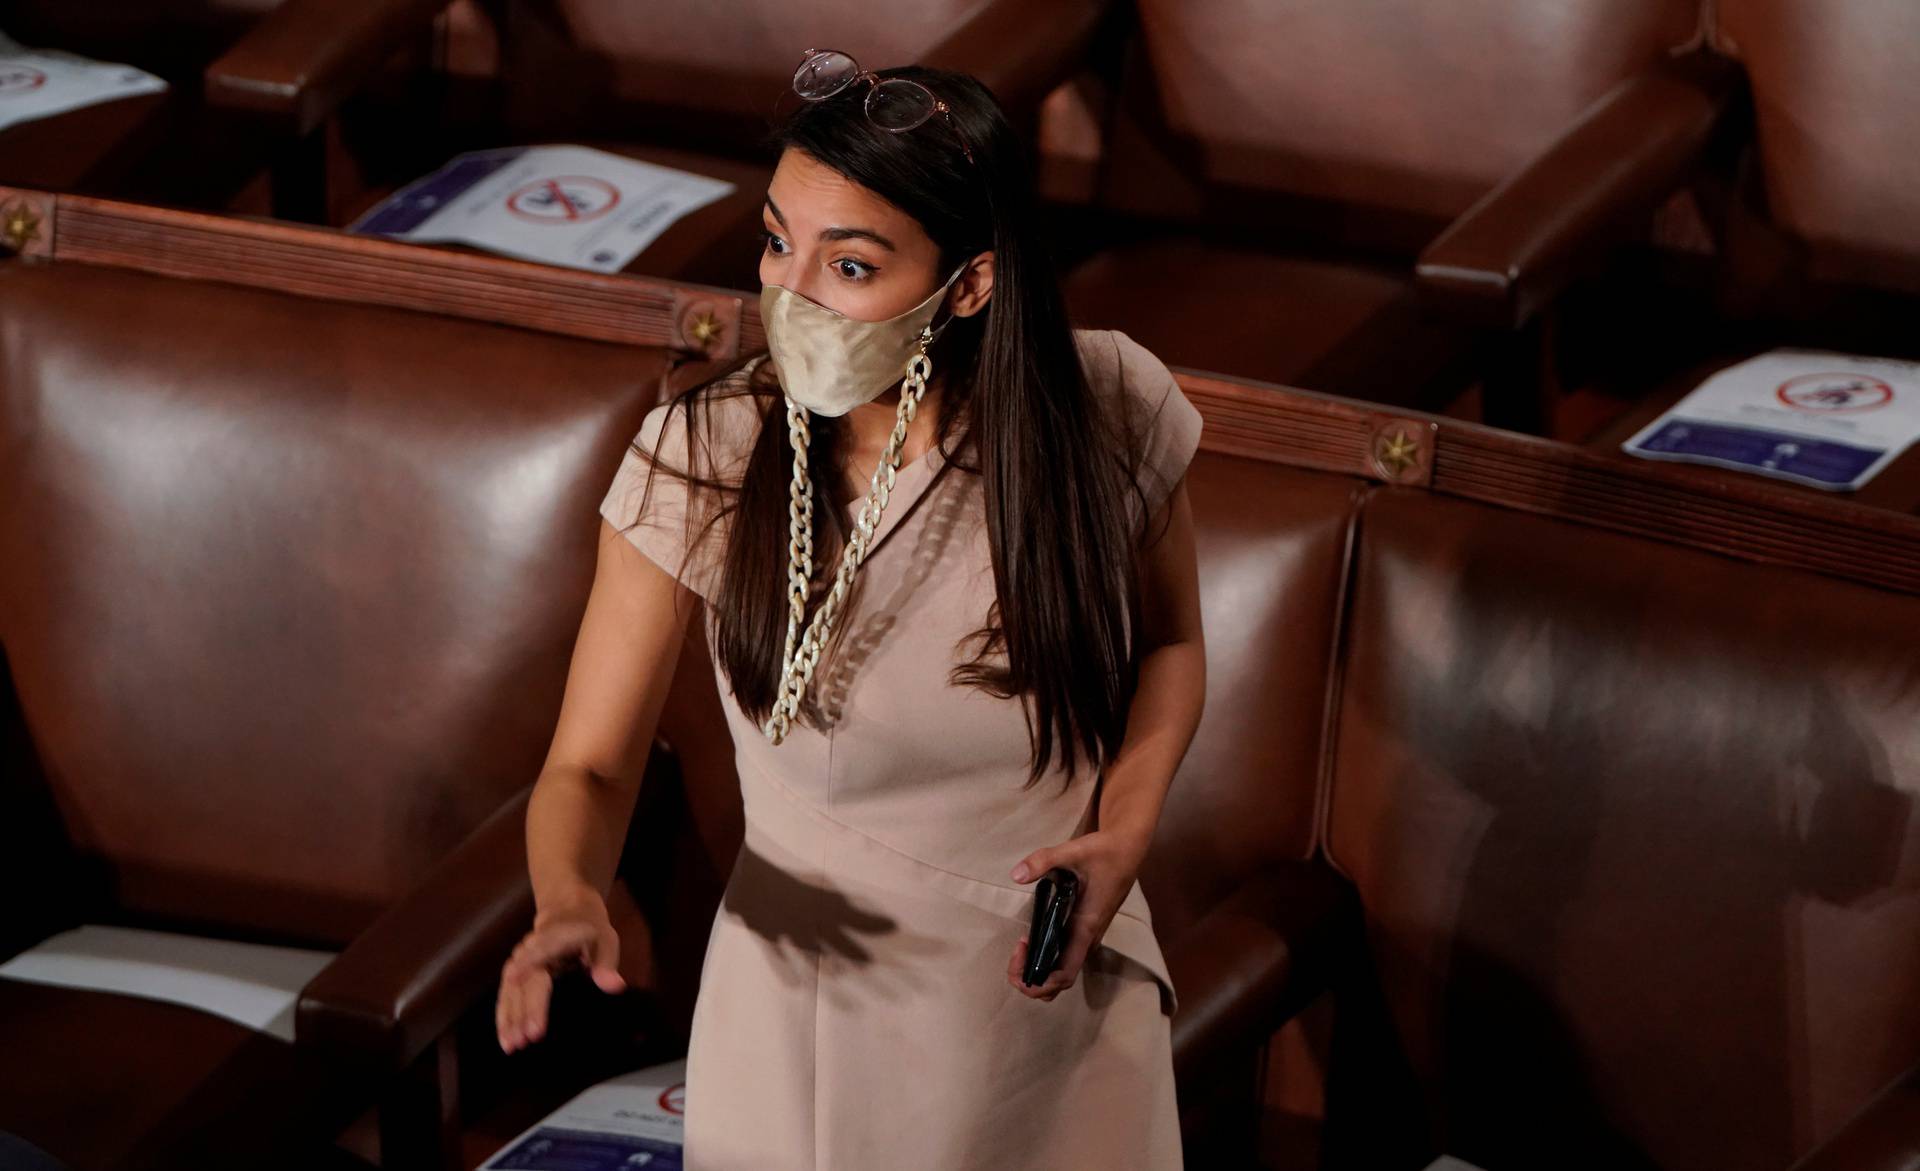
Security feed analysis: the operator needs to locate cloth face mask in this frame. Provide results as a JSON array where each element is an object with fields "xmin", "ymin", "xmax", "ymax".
[{"xmin": 759, "ymin": 263, "xmax": 966, "ymax": 417}]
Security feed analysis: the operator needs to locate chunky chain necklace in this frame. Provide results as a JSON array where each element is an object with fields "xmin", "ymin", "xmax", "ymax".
[{"xmin": 762, "ymin": 331, "xmax": 935, "ymax": 744}]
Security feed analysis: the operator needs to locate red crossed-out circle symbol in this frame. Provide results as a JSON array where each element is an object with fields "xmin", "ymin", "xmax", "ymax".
[
  {"xmin": 658, "ymin": 1082, "xmax": 686, "ymax": 1115},
  {"xmin": 0, "ymin": 65, "xmax": 48, "ymax": 95},
  {"xmin": 505, "ymin": 175, "xmax": 621, "ymax": 224},
  {"xmin": 1776, "ymin": 371, "xmax": 1894, "ymax": 413}
]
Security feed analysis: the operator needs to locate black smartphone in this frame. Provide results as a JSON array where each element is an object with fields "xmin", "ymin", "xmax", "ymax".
[{"xmin": 1022, "ymin": 866, "xmax": 1079, "ymax": 986}]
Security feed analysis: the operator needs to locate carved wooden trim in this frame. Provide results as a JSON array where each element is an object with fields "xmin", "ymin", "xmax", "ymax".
[
  {"xmin": 12, "ymin": 191, "xmax": 1916, "ymax": 594},
  {"xmin": 1181, "ymin": 368, "xmax": 1920, "ymax": 596},
  {"xmin": 5, "ymin": 188, "xmax": 749, "ymax": 358}
]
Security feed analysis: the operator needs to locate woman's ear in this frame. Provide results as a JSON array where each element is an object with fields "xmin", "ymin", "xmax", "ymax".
[{"xmin": 949, "ymin": 250, "xmax": 995, "ymax": 318}]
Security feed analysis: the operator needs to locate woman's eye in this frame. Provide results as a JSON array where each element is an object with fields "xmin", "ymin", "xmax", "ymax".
[{"xmin": 758, "ymin": 230, "xmax": 872, "ymax": 281}]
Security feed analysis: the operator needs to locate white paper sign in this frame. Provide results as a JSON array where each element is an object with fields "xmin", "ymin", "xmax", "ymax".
[
  {"xmin": 347, "ymin": 144, "xmax": 736, "ymax": 273},
  {"xmin": 0, "ymin": 34, "xmax": 169, "ymax": 132},
  {"xmin": 479, "ymin": 1058, "xmax": 687, "ymax": 1170},
  {"xmin": 1622, "ymin": 349, "xmax": 1920, "ymax": 491},
  {"xmin": 0, "ymin": 924, "xmax": 335, "ymax": 1042}
]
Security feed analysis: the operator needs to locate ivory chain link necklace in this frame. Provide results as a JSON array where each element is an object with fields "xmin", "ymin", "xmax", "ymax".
[{"xmin": 761, "ymin": 327, "xmax": 936, "ymax": 745}]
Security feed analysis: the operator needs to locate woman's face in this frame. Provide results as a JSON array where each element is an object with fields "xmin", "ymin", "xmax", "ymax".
[{"xmin": 759, "ymin": 147, "xmax": 991, "ymax": 323}]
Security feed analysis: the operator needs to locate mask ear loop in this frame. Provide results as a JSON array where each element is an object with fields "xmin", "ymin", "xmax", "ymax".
[{"xmin": 924, "ymin": 261, "xmax": 971, "ymax": 345}]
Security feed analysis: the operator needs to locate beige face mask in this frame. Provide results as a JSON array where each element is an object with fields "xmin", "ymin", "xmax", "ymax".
[
  {"xmin": 759, "ymin": 263, "xmax": 966, "ymax": 417},
  {"xmin": 756, "ymin": 263, "xmax": 966, "ymax": 746}
]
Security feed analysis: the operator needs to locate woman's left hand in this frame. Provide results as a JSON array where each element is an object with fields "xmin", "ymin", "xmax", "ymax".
[{"xmin": 1005, "ymin": 827, "xmax": 1151, "ymax": 1001}]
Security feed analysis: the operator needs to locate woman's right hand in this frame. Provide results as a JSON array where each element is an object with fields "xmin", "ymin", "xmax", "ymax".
[{"xmin": 496, "ymin": 888, "xmax": 627, "ymax": 1053}]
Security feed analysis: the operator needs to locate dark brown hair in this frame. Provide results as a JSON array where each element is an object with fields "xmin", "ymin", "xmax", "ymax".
[{"xmin": 621, "ymin": 65, "xmax": 1165, "ymax": 787}]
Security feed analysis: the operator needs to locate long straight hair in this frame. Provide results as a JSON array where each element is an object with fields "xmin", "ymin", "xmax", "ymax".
[{"xmin": 626, "ymin": 66, "xmax": 1158, "ymax": 787}]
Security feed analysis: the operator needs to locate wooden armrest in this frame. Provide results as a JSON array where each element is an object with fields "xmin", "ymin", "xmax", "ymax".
[
  {"xmin": 1165, "ymin": 859, "xmax": 1358, "ymax": 1083},
  {"xmin": 204, "ymin": 0, "xmax": 455, "ymax": 138},
  {"xmin": 295, "ymin": 783, "xmax": 536, "ymax": 1072},
  {"xmin": 1416, "ymin": 50, "xmax": 1743, "ymax": 332}
]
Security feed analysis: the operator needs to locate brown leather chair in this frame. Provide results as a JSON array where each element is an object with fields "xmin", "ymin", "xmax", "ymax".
[
  {"xmin": 317, "ymin": 0, "xmax": 1118, "ymax": 291},
  {"xmin": 0, "ymin": 256, "xmax": 671, "ymax": 1169},
  {"xmin": 1063, "ymin": 0, "xmax": 1733, "ymax": 426},
  {"xmin": 1316, "ymin": 486, "xmax": 1920, "ymax": 1169},
  {"xmin": 1, "ymin": 0, "xmax": 454, "ymax": 219}
]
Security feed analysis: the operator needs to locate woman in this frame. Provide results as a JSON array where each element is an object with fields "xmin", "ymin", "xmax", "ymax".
[{"xmin": 495, "ymin": 50, "xmax": 1205, "ymax": 1169}]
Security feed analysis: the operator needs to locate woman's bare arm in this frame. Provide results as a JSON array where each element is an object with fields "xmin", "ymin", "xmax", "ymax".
[
  {"xmin": 499, "ymin": 519, "xmax": 695, "ymax": 1051},
  {"xmin": 1095, "ymin": 477, "xmax": 1206, "ymax": 847},
  {"xmin": 526, "ymin": 518, "xmax": 696, "ymax": 916}
]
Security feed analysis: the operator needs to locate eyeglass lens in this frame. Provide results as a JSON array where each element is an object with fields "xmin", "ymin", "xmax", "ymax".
[
  {"xmin": 793, "ymin": 49, "xmax": 859, "ymax": 100},
  {"xmin": 865, "ymin": 80, "xmax": 937, "ymax": 131}
]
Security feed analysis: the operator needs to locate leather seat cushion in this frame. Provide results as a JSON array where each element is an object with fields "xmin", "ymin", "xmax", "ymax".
[
  {"xmin": 1064, "ymin": 236, "xmax": 1475, "ymax": 410},
  {"xmin": 0, "ymin": 978, "xmax": 343, "ymax": 1169}
]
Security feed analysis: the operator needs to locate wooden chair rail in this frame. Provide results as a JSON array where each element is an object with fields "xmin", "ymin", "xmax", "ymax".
[
  {"xmin": 1181, "ymin": 370, "xmax": 1920, "ymax": 596},
  {"xmin": 5, "ymin": 188, "xmax": 1915, "ymax": 596}
]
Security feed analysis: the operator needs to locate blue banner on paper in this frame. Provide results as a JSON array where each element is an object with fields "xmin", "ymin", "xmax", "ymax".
[
  {"xmin": 1627, "ymin": 419, "xmax": 1884, "ymax": 488},
  {"xmin": 350, "ymin": 148, "xmax": 525, "ymax": 236},
  {"xmin": 1621, "ymin": 350, "xmax": 1920, "ymax": 492},
  {"xmin": 343, "ymin": 144, "xmax": 736, "ymax": 273},
  {"xmin": 484, "ymin": 1126, "xmax": 681, "ymax": 1171}
]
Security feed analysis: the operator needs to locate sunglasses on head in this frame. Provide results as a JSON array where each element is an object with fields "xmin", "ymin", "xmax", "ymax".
[{"xmin": 791, "ymin": 48, "xmax": 978, "ymax": 167}]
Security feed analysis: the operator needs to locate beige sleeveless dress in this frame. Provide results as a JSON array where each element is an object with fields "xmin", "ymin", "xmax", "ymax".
[{"xmin": 598, "ymin": 328, "xmax": 1203, "ymax": 1170}]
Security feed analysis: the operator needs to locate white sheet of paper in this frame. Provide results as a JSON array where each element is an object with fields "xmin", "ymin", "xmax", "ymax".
[
  {"xmin": 347, "ymin": 144, "xmax": 736, "ymax": 273},
  {"xmin": 0, "ymin": 924, "xmax": 336, "ymax": 1041},
  {"xmin": 1621, "ymin": 349, "xmax": 1920, "ymax": 491},
  {"xmin": 0, "ymin": 35, "xmax": 168, "ymax": 132},
  {"xmin": 479, "ymin": 1058, "xmax": 687, "ymax": 1170},
  {"xmin": 1424, "ymin": 1159, "xmax": 1491, "ymax": 1171}
]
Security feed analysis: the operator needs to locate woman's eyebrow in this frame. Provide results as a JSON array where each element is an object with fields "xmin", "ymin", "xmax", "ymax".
[{"xmin": 763, "ymin": 196, "xmax": 897, "ymax": 252}]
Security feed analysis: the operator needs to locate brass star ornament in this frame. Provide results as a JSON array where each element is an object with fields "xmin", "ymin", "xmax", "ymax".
[
  {"xmin": 1, "ymin": 201, "xmax": 42, "ymax": 253},
  {"xmin": 685, "ymin": 309, "xmax": 723, "ymax": 348},
  {"xmin": 1374, "ymin": 427, "xmax": 1422, "ymax": 479}
]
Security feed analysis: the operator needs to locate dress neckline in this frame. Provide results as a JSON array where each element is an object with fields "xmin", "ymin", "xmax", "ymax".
[
  {"xmin": 833, "ymin": 422, "xmax": 966, "ymax": 562},
  {"xmin": 837, "ymin": 431, "xmax": 956, "ymax": 511}
]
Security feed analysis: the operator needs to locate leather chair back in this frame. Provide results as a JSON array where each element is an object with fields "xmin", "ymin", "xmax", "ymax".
[
  {"xmin": 1714, "ymin": 0, "xmax": 1920, "ymax": 293},
  {"xmin": 495, "ymin": 0, "xmax": 1005, "ymax": 148},
  {"xmin": 0, "ymin": 261, "xmax": 670, "ymax": 946},
  {"xmin": 1135, "ymin": 453, "xmax": 1362, "ymax": 939},
  {"xmin": 1324, "ymin": 486, "xmax": 1920, "ymax": 1169},
  {"xmin": 1099, "ymin": 0, "xmax": 1703, "ymax": 250}
]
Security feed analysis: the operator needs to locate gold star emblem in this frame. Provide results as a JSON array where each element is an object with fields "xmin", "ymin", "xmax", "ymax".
[
  {"xmin": 1374, "ymin": 428, "xmax": 1421, "ymax": 478},
  {"xmin": 685, "ymin": 309, "xmax": 723, "ymax": 348},
  {"xmin": 1, "ymin": 201, "xmax": 42, "ymax": 253}
]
